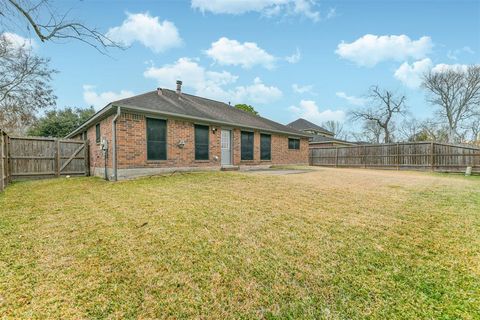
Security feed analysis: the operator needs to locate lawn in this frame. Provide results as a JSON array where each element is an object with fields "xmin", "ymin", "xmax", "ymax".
[{"xmin": 0, "ymin": 168, "xmax": 479, "ymax": 319}]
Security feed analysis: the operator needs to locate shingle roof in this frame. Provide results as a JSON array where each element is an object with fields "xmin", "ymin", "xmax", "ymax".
[
  {"xmin": 67, "ymin": 89, "xmax": 309, "ymax": 138},
  {"xmin": 287, "ymin": 118, "xmax": 333, "ymax": 135}
]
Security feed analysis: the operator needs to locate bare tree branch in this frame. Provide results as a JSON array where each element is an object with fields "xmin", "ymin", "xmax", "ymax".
[
  {"xmin": 350, "ymin": 86, "xmax": 407, "ymax": 143},
  {"xmin": 0, "ymin": 34, "xmax": 56, "ymax": 134},
  {"xmin": 422, "ymin": 65, "xmax": 480, "ymax": 143},
  {"xmin": 321, "ymin": 120, "xmax": 344, "ymax": 138},
  {"xmin": 4, "ymin": 0, "xmax": 122, "ymax": 54}
]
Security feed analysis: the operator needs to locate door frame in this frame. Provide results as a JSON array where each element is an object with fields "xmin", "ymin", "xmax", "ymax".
[{"xmin": 221, "ymin": 128, "xmax": 233, "ymax": 166}]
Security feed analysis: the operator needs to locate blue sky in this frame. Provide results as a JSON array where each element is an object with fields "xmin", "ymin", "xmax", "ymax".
[{"xmin": 6, "ymin": 0, "xmax": 480, "ymax": 129}]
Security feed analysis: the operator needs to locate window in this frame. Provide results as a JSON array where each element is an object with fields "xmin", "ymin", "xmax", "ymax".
[
  {"xmin": 195, "ymin": 125, "xmax": 209, "ymax": 160},
  {"xmin": 241, "ymin": 131, "xmax": 254, "ymax": 160},
  {"xmin": 260, "ymin": 134, "xmax": 271, "ymax": 160},
  {"xmin": 95, "ymin": 124, "xmax": 101, "ymax": 143},
  {"xmin": 146, "ymin": 118, "xmax": 167, "ymax": 160},
  {"xmin": 288, "ymin": 138, "xmax": 300, "ymax": 150}
]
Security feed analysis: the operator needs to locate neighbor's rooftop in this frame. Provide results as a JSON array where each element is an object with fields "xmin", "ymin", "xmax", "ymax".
[{"xmin": 287, "ymin": 118, "xmax": 334, "ymax": 135}]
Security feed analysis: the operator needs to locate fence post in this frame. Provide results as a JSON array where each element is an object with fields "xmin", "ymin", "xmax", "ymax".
[
  {"xmin": 363, "ymin": 145, "xmax": 367, "ymax": 168},
  {"xmin": 430, "ymin": 142, "xmax": 435, "ymax": 171},
  {"xmin": 84, "ymin": 140, "xmax": 90, "ymax": 176},
  {"xmin": 5, "ymin": 134, "xmax": 10, "ymax": 183},
  {"xmin": 335, "ymin": 147, "xmax": 338, "ymax": 168},
  {"xmin": 396, "ymin": 143, "xmax": 400, "ymax": 170},
  {"xmin": 1, "ymin": 130, "xmax": 4, "ymax": 192},
  {"xmin": 56, "ymin": 139, "xmax": 61, "ymax": 177}
]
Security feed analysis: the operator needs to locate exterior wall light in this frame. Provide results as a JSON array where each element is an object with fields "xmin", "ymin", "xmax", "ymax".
[{"xmin": 177, "ymin": 140, "xmax": 186, "ymax": 148}]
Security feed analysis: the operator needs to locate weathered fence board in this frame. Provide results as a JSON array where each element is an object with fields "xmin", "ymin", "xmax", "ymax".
[
  {"xmin": 310, "ymin": 142, "xmax": 480, "ymax": 173},
  {"xmin": 0, "ymin": 130, "xmax": 8, "ymax": 192},
  {"xmin": 0, "ymin": 131, "xmax": 89, "ymax": 189},
  {"xmin": 9, "ymin": 136, "xmax": 89, "ymax": 180}
]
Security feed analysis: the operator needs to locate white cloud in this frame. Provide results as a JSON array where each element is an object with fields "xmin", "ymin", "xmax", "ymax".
[
  {"xmin": 144, "ymin": 57, "xmax": 238, "ymax": 92},
  {"xmin": 1, "ymin": 32, "xmax": 35, "ymax": 50},
  {"xmin": 431, "ymin": 63, "xmax": 470, "ymax": 73},
  {"xmin": 83, "ymin": 85, "xmax": 134, "ymax": 109},
  {"xmin": 106, "ymin": 12, "xmax": 182, "ymax": 53},
  {"xmin": 232, "ymin": 77, "xmax": 283, "ymax": 104},
  {"xmin": 335, "ymin": 92, "xmax": 366, "ymax": 106},
  {"xmin": 285, "ymin": 47, "xmax": 301, "ymax": 63},
  {"xmin": 335, "ymin": 34, "xmax": 433, "ymax": 67},
  {"xmin": 205, "ymin": 37, "xmax": 276, "ymax": 69},
  {"xmin": 292, "ymin": 0, "xmax": 320, "ymax": 21},
  {"xmin": 144, "ymin": 58, "xmax": 282, "ymax": 104},
  {"xmin": 394, "ymin": 60, "xmax": 475, "ymax": 88},
  {"xmin": 292, "ymin": 83, "xmax": 313, "ymax": 94},
  {"xmin": 191, "ymin": 0, "xmax": 320, "ymax": 22},
  {"xmin": 289, "ymin": 100, "xmax": 345, "ymax": 123},
  {"xmin": 394, "ymin": 58, "xmax": 433, "ymax": 88}
]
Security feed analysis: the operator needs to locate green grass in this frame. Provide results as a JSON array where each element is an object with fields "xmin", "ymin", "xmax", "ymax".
[{"xmin": 0, "ymin": 169, "xmax": 479, "ymax": 319}]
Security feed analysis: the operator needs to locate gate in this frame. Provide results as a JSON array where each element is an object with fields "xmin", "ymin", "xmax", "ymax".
[{"xmin": 8, "ymin": 136, "xmax": 89, "ymax": 180}]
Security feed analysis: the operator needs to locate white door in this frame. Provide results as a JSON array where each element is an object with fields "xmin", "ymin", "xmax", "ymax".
[{"xmin": 221, "ymin": 130, "xmax": 231, "ymax": 165}]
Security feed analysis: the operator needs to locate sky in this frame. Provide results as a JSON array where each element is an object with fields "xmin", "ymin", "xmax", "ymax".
[{"xmin": 4, "ymin": 0, "xmax": 480, "ymax": 130}]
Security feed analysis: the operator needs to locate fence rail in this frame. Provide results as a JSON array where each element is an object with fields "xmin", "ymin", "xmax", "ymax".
[
  {"xmin": 310, "ymin": 142, "xmax": 480, "ymax": 173},
  {"xmin": 0, "ymin": 130, "xmax": 89, "ymax": 192}
]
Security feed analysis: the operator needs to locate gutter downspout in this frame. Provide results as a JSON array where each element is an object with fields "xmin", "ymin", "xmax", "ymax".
[{"xmin": 112, "ymin": 106, "xmax": 121, "ymax": 181}]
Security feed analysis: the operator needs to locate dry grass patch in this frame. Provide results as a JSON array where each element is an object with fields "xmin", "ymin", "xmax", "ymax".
[{"xmin": 0, "ymin": 168, "xmax": 479, "ymax": 319}]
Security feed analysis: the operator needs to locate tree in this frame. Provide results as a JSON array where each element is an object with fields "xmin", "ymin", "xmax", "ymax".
[
  {"xmin": 463, "ymin": 116, "xmax": 480, "ymax": 144},
  {"xmin": 28, "ymin": 106, "xmax": 95, "ymax": 137},
  {"xmin": 321, "ymin": 120, "xmax": 344, "ymax": 138},
  {"xmin": 417, "ymin": 119, "xmax": 449, "ymax": 142},
  {"xmin": 398, "ymin": 118, "xmax": 421, "ymax": 142},
  {"xmin": 0, "ymin": 34, "xmax": 56, "ymax": 134},
  {"xmin": 350, "ymin": 86, "xmax": 407, "ymax": 143},
  {"xmin": 234, "ymin": 104, "xmax": 258, "ymax": 115},
  {"xmin": 422, "ymin": 65, "xmax": 480, "ymax": 143},
  {"xmin": 349, "ymin": 120, "xmax": 383, "ymax": 143},
  {"xmin": 359, "ymin": 120, "xmax": 383, "ymax": 143},
  {"xmin": 1, "ymin": 0, "xmax": 119, "ymax": 53}
]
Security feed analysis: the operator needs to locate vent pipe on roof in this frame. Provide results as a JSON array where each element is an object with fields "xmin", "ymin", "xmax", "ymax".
[{"xmin": 176, "ymin": 80, "xmax": 182, "ymax": 94}]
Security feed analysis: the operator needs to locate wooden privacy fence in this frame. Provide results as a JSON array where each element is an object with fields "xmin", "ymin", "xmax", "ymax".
[
  {"xmin": 0, "ymin": 129, "xmax": 8, "ymax": 192},
  {"xmin": 310, "ymin": 142, "xmax": 480, "ymax": 173},
  {"xmin": 0, "ymin": 132, "xmax": 89, "ymax": 191}
]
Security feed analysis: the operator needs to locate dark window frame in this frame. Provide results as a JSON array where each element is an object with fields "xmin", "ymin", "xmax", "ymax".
[
  {"xmin": 288, "ymin": 138, "xmax": 300, "ymax": 150},
  {"xmin": 194, "ymin": 124, "xmax": 210, "ymax": 160},
  {"xmin": 95, "ymin": 123, "xmax": 101, "ymax": 144},
  {"xmin": 146, "ymin": 117, "xmax": 167, "ymax": 161},
  {"xmin": 241, "ymin": 131, "xmax": 255, "ymax": 161},
  {"xmin": 260, "ymin": 133, "xmax": 271, "ymax": 161}
]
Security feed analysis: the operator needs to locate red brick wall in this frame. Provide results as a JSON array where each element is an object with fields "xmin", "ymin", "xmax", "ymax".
[
  {"xmin": 232, "ymin": 128, "xmax": 309, "ymax": 166},
  {"xmin": 79, "ymin": 112, "xmax": 309, "ymax": 173},
  {"xmin": 271, "ymin": 133, "xmax": 309, "ymax": 165},
  {"xmin": 73, "ymin": 114, "xmax": 115, "ymax": 172},
  {"xmin": 116, "ymin": 113, "xmax": 222, "ymax": 169}
]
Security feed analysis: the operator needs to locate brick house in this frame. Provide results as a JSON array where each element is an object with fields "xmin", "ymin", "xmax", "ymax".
[
  {"xmin": 67, "ymin": 82, "xmax": 310, "ymax": 180},
  {"xmin": 287, "ymin": 118, "xmax": 354, "ymax": 148}
]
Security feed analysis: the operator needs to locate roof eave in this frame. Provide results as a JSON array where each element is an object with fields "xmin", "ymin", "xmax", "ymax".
[
  {"xmin": 117, "ymin": 104, "xmax": 311, "ymax": 138},
  {"xmin": 66, "ymin": 103, "xmax": 311, "ymax": 139},
  {"xmin": 65, "ymin": 103, "xmax": 114, "ymax": 138}
]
